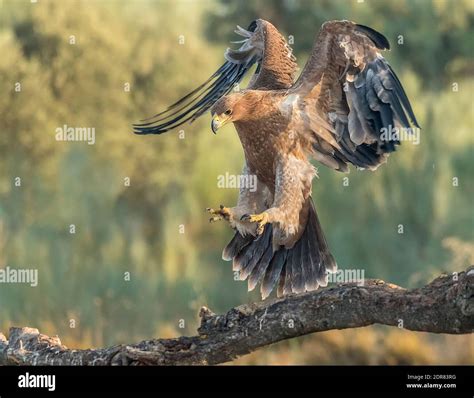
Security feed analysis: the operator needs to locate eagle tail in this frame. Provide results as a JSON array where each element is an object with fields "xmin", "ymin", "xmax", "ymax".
[{"xmin": 223, "ymin": 198, "xmax": 337, "ymax": 299}]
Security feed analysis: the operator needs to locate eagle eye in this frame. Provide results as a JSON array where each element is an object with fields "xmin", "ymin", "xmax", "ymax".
[{"xmin": 224, "ymin": 109, "xmax": 232, "ymax": 116}]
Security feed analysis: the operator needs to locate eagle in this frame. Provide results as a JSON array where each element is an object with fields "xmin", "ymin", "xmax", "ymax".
[{"xmin": 134, "ymin": 19, "xmax": 419, "ymax": 299}]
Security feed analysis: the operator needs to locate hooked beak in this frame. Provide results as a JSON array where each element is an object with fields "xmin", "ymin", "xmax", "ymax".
[{"xmin": 211, "ymin": 114, "xmax": 230, "ymax": 134}]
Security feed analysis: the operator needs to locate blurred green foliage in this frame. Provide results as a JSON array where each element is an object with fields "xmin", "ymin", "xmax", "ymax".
[{"xmin": 0, "ymin": 0, "xmax": 472, "ymax": 363}]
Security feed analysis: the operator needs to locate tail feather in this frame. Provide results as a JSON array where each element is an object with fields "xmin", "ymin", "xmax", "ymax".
[
  {"xmin": 290, "ymin": 237, "xmax": 305, "ymax": 294},
  {"xmin": 282, "ymin": 249, "xmax": 294, "ymax": 296},
  {"xmin": 277, "ymin": 262, "xmax": 286, "ymax": 297},
  {"xmin": 223, "ymin": 198, "xmax": 337, "ymax": 299},
  {"xmin": 304, "ymin": 222, "xmax": 320, "ymax": 291},
  {"xmin": 247, "ymin": 244, "xmax": 274, "ymax": 292},
  {"xmin": 310, "ymin": 201, "xmax": 337, "ymax": 275},
  {"xmin": 222, "ymin": 231, "xmax": 253, "ymax": 262},
  {"xmin": 237, "ymin": 225, "xmax": 273, "ymax": 279},
  {"xmin": 299, "ymin": 227, "xmax": 312, "ymax": 291},
  {"xmin": 260, "ymin": 248, "xmax": 288, "ymax": 299}
]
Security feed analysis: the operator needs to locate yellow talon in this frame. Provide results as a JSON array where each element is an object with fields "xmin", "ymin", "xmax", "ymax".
[
  {"xmin": 240, "ymin": 212, "xmax": 269, "ymax": 235},
  {"xmin": 206, "ymin": 205, "xmax": 232, "ymax": 222},
  {"xmin": 248, "ymin": 214, "xmax": 265, "ymax": 223}
]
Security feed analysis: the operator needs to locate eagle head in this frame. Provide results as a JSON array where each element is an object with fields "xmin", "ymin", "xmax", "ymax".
[
  {"xmin": 210, "ymin": 91, "xmax": 265, "ymax": 133},
  {"xmin": 210, "ymin": 93, "xmax": 245, "ymax": 134}
]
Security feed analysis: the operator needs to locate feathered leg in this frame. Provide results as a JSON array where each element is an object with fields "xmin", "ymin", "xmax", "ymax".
[
  {"xmin": 207, "ymin": 163, "xmax": 272, "ymax": 236},
  {"xmin": 241, "ymin": 154, "xmax": 316, "ymax": 246}
]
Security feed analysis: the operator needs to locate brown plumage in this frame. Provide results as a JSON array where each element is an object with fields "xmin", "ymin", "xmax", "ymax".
[{"xmin": 134, "ymin": 19, "xmax": 420, "ymax": 299}]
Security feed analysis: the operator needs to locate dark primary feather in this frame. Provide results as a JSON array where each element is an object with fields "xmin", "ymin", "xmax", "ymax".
[
  {"xmin": 350, "ymin": 57, "xmax": 419, "ymax": 149},
  {"xmin": 133, "ymin": 61, "xmax": 254, "ymax": 134},
  {"xmin": 133, "ymin": 22, "xmax": 262, "ymax": 135},
  {"xmin": 294, "ymin": 21, "xmax": 419, "ymax": 171},
  {"xmin": 355, "ymin": 24, "xmax": 390, "ymax": 50},
  {"xmin": 335, "ymin": 53, "xmax": 420, "ymax": 169}
]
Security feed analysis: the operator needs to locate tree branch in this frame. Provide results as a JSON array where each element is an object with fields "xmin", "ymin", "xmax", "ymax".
[{"xmin": 1, "ymin": 268, "xmax": 473, "ymax": 365}]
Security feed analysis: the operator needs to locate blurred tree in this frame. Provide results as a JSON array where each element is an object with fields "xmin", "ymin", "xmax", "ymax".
[{"xmin": 0, "ymin": 0, "xmax": 472, "ymax": 364}]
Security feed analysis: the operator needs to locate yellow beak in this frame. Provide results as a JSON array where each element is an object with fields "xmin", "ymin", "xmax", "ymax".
[{"xmin": 211, "ymin": 114, "xmax": 230, "ymax": 134}]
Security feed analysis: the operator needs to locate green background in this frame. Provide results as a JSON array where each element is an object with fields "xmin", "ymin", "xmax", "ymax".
[{"xmin": 0, "ymin": 0, "xmax": 472, "ymax": 364}]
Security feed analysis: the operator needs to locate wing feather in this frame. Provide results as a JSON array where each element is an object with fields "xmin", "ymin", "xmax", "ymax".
[
  {"xmin": 290, "ymin": 20, "xmax": 419, "ymax": 171},
  {"xmin": 134, "ymin": 19, "xmax": 297, "ymax": 134}
]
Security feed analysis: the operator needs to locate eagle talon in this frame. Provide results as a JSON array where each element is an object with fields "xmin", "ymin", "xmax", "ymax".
[
  {"xmin": 240, "ymin": 214, "xmax": 251, "ymax": 221},
  {"xmin": 206, "ymin": 206, "xmax": 232, "ymax": 222},
  {"xmin": 240, "ymin": 212, "xmax": 269, "ymax": 235}
]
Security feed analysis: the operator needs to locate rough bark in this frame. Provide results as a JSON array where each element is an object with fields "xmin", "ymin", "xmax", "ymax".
[{"xmin": 1, "ymin": 268, "xmax": 473, "ymax": 366}]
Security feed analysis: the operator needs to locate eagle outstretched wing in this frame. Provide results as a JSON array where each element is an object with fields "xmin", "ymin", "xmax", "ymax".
[
  {"xmin": 133, "ymin": 19, "xmax": 297, "ymax": 134},
  {"xmin": 290, "ymin": 20, "xmax": 420, "ymax": 171}
]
